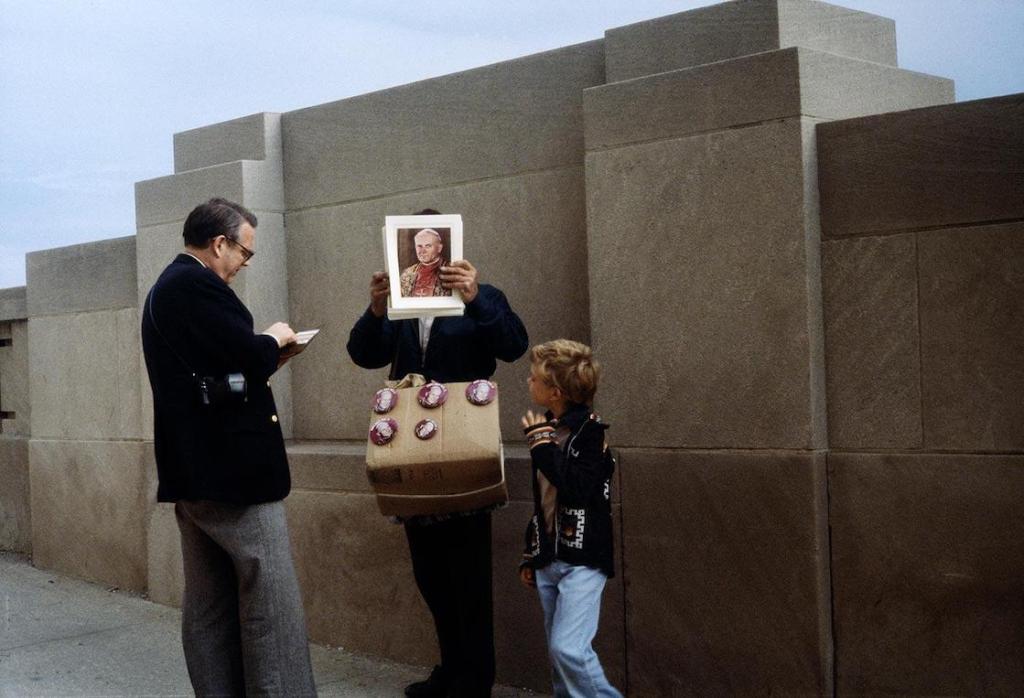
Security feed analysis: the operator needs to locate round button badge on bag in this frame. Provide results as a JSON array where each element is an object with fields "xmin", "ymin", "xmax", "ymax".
[
  {"xmin": 372, "ymin": 387, "xmax": 399, "ymax": 414},
  {"xmin": 465, "ymin": 380, "xmax": 497, "ymax": 406},
  {"xmin": 415, "ymin": 418, "xmax": 438, "ymax": 440},
  {"xmin": 417, "ymin": 382, "xmax": 448, "ymax": 408},
  {"xmin": 369, "ymin": 418, "xmax": 398, "ymax": 445}
]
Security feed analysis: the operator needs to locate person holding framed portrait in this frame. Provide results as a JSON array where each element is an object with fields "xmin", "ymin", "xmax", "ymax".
[{"xmin": 347, "ymin": 208, "xmax": 529, "ymax": 698}]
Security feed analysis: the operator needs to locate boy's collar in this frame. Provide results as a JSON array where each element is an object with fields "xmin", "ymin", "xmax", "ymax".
[{"xmin": 549, "ymin": 402, "xmax": 593, "ymax": 429}]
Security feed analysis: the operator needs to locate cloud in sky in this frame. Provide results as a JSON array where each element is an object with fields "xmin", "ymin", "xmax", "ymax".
[{"xmin": 1, "ymin": 0, "xmax": 1022, "ymax": 289}]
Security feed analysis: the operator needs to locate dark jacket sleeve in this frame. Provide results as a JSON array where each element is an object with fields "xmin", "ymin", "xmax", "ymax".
[
  {"xmin": 187, "ymin": 274, "xmax": 280, "ymax": 380},
  {"xmin": 531, "ymin": 420, "xmax": 609, "ymax": 504},
  {"xmin": 465, "ymin": 286, "xmax": 529, "ymax": 363},
  {"xmin": 346, "ymin": 306, "xmax": 397, "ymax": 369}
]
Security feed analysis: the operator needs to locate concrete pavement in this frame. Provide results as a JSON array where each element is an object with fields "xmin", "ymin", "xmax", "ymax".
[{"xmin": 0, "ymin": 552, "xmax": 541, "ymax": 697}]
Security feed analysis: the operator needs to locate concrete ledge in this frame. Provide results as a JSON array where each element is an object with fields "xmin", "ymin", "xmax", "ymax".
[
  {"xmin": 585, "ymin": 48, "xmax": 951, "ymax": 151},
  {"xmin": 134, "ymin": 160, "xmax": 286, "ymax": 227},
  {"xmin": 829, "ymin": 452, "xmax": 1024, "ymax": 695},
  {"xmin": 174, "ymin": 112, "xmax": 281, "ymax": 173},
  {"xmin": 0, "ymin": 287, "xmax": 27, "ymax": 321},
  {"xmin": 26, "ymin": 236, "xmax": 137, "ymax": 317},
  {"xmin": 818, "ymin": 93, "xmax": 1024, "ymax": 236},
  {"xmin": 604, "ymin": 0, "xmax": 895, "ymax": 83},
  {"xmin": 281, "ymin": 41, "xmax": 604, "ymax": 209}
]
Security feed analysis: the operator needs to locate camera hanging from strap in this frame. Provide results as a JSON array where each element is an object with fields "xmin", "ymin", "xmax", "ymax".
[{"xmin": 146, "ymin": 285, "xmax": 247, "ymax": 406}]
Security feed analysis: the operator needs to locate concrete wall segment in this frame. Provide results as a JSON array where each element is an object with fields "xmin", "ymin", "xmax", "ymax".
[
  {"xmin": 604, "ymin": 0, "xmax": 896, "ymax": 83},
  {"xmin": 822, "ymin": 233, "xmax": 923, "ymax": 449},
  {"xmin": 586, "ymin": 119, "xmax": 824, "ymax": 449},
  {"xmin": 620, "ymin": 448, "xmax": 832, "ymax": 696},
  {"xmin": 174, "ymin": 112, "xmax": 281, "ymax": 173},
  {"xmin": 777, "ymin": 0, "xmax": 896, "ymax": 66},
  {"xmin": 284, "ymin": 491, "xmax": 437, "ymax": 665},
  {"xmin": 28, "ymin": 308, "xmax": 142, "ymax": 441},
  {"xmin": 0, "ymin": 321, "xmax": 30, "ymax": 436},
  {"xmin": 585, "ymin": 47, "xmax": 951, "ymax": 152},
  {"xmin": 919, "ymin": 222, "xmax": 1024, "ymax": 452},
  {"xmin": 818, "ymin": 93, "xmax": 1024, "ymax": 237},
  {"xmin": 829, "ymin": 452, "xmax": 1024, "ymax": 695},
  {"xmin": 281, "ymin": 40, "xmax": 604, "ymax": 209},
  {"xmin": 0, "ymin": 287, "xmax": 27, "ymax": 321},
  {"xmin": 135, "ymin": 162, "xmax": 247, "ymax": 228},
  {"xmin": 26, "ymin": 236, "xmax": 137, "ymax": 317},
  {"xmin": 0, "ymin": 436, "xmax": 31, "ymax": 553},
  {"xmin": 28, "ymin": 439, "xmax": 149, "ymax": 591},
  {"xmin": 796, "ymin": 49, "xmax": 953, "ymax": 119}
]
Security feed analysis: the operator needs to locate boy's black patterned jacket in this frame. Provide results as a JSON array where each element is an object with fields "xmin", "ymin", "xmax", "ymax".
[{"xmin": 521, "ymin": 402, "xmax": 615, "ymax": 577}]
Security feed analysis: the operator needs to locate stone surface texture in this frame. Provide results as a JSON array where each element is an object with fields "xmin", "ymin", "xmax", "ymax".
[
  {"xmin": 174, "ymin": 112, "xmax": 281, "ymax": 173},
  {"xmin": 26, "ymin": 236, "xmax": 137, "ymax": 317},
  {"xmin": 822, "ymin": 233, "xmax": 922, "ymax": 449},
  {"xmin": 585, "ymin": 48, "xmax": 951, "ymax": 151},
  {"xmin": 0, "ymin": 286, "xmax": 27, "ymax": 321},
  {"xmin": 0, "ymin": 436, "xmax": 31, "ymax": 552},
  {"xmin": 282, "ymin": 41, "xmax": 603, "ymax": 209},
  {"xmin": 619, "ymin": 448, "xmax": 832, "ymax": 697},
  {"xmin": 586, "ymin": 118, "xmax": 825, "ymax": 449},
  {"xmin": 0, "ymin": 320, "xmax": 30, "ymax": 436},
  {"xmin": 28, "ymin": 439, "xmax": 149, "ymax": 590},
  {"xmin": 829, "ymin": 452, "xmax": 1024, "ymax": 695},
  {"xmin": 918, "ymin": 222, "xmax": 1024, "ymax": 452},
  {"xmin": 604, "ymin": 0, "xmax": 896, "ymax": 83},
  {"xmin": 818, "ymin": 93, "xmax": 1024, "ymax": 236},
  {"xmin": 28, "ymin": 308, "xmax": 143, "ymax": 441}
]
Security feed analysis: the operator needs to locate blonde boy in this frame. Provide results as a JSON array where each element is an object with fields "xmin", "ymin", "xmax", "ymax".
[{"xmin": 520, "ymin": 340, "xmax": 622, "ymax": 698}]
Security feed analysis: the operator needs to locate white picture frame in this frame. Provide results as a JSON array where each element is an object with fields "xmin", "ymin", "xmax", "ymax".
[{"xmin": 383, "ymin": 214, "xmax": 465, "ymax": 319}]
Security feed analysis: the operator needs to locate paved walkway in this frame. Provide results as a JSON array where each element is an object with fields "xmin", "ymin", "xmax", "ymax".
[{"xmin": 0, "ymin": 553, "xmax": 540, "ymax": 697}]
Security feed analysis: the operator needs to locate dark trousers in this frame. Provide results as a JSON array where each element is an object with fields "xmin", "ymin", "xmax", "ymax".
[{"xmin": 405, "ymin": 511, "xmax": 495, "ymax": 697}]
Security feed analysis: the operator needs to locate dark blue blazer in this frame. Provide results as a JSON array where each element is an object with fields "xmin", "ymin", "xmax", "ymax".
[
  {"xmin": 346, "ymin": 284, "xmax": 528, "ymax": 383},
  {"xmin": 141, "ymin": 254, "xmax": 289, "ymax": 504}
]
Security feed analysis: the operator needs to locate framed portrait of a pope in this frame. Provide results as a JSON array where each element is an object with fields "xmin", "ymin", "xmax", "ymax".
[{"xmin": 383, "ymin": 214, "xmax": 465, "ymax": 319}]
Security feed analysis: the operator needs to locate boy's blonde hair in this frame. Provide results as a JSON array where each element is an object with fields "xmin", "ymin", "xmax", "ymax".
[{"xmin": 530, "ymin": 339, "xmax": 601, "ymax": 405}]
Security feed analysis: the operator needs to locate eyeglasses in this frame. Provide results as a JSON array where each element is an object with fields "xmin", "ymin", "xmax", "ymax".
[{"xmin": 224, "ymin": 236, "xmax": 255, "ymax": 262}]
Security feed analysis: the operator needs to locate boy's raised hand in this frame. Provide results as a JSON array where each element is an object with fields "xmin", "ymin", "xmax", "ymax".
[{"xmin": 521, "ymin": 409, "xmax": 547, "ymax": 429}]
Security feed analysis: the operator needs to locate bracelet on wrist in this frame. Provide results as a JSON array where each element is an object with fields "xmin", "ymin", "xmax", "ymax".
[{"xmin": 523, "ymin": 421, "xmax": 556, "ymax": 436}]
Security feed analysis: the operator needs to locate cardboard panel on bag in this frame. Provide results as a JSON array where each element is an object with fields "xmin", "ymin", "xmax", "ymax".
[{"xmin": 366, "ymin": 382, "xmax": 507, "ymax": 516}]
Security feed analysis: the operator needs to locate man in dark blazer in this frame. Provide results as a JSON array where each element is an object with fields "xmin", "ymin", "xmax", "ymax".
[{"xmin": 141, "ymin": 198, "xmax": 315, "ymax": 696}]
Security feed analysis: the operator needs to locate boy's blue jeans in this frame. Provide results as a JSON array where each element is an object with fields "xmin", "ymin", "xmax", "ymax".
[{"xmin": 535, "ymin": 559, "xmax": 623, "ymax": 698}]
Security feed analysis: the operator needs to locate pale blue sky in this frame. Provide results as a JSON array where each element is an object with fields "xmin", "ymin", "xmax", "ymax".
[{"xmin": 2, "ymin": 0, "xmax": 1022, "ymax": 289}]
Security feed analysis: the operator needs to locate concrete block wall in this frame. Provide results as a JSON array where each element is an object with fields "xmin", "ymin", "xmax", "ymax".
[
  {"xmin": 584, "ymin": 1, "xmax": 952, "ymax": 691},
  {"xmin": 819, "ymin": 94, "xmax": 1024, "ymax": 695},
  {"xmin": 0, "ymin": 289, "xmax": 31, "ymax": 553},
  {"xmin": 6, "ymin": 0, "xmax": 1020, "ymax": 694},
  {"xmin": 21, "ymin": 236, "xmax": 150, "ymax": 589}
]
